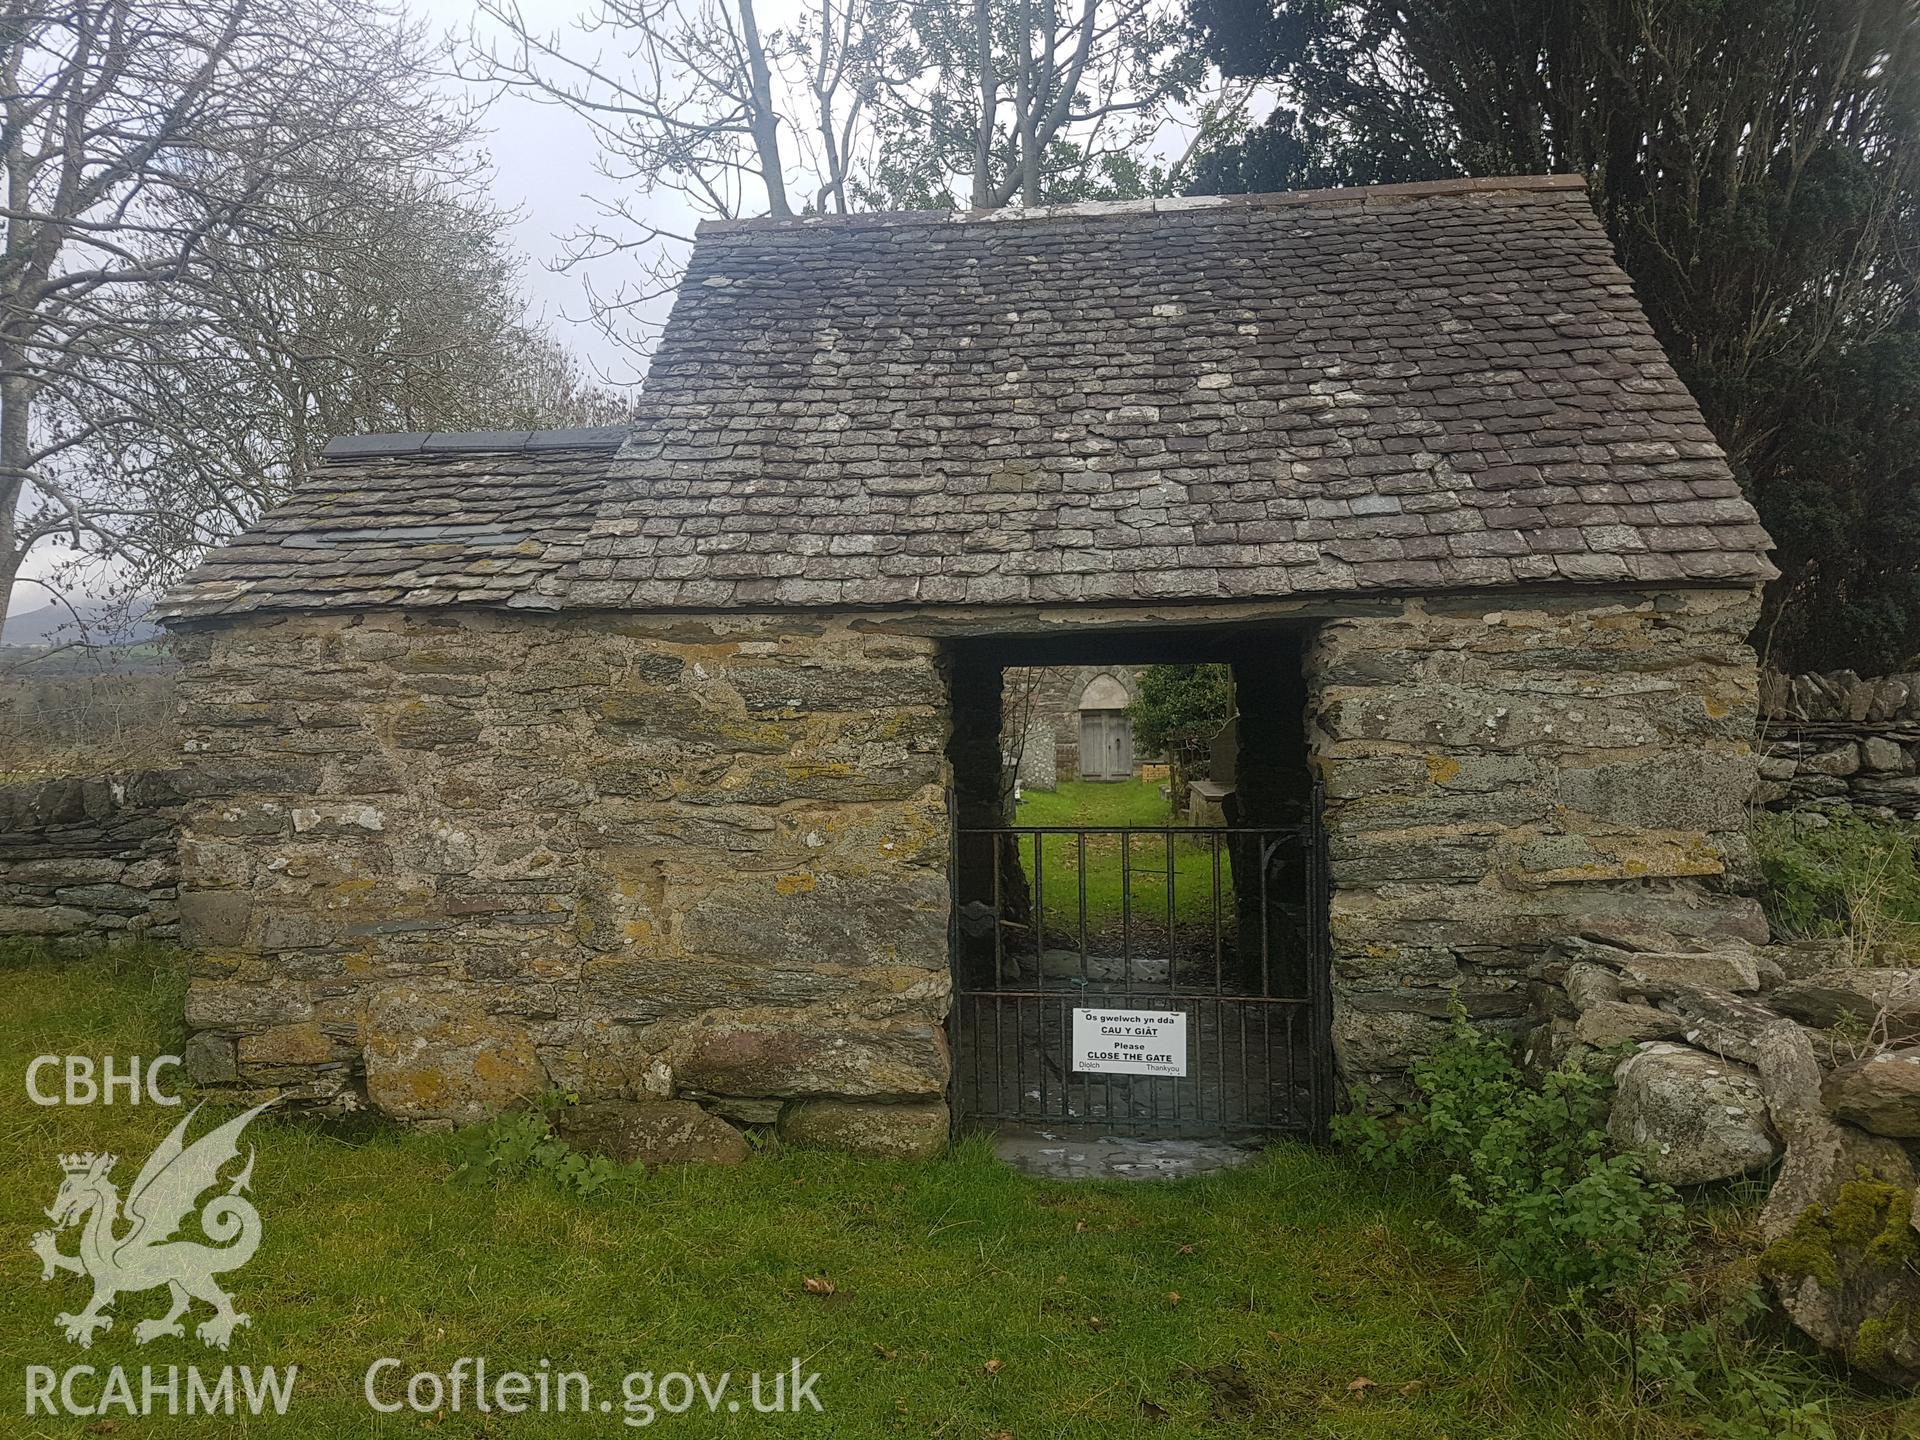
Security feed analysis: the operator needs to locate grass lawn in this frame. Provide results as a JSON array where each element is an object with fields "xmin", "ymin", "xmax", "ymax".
[
  {"xmin": 1013, "ymin": 781, "xmax": 1235, "ymax": 934},
  {"xmin": 1015, "ymin": 779, "xmax": 1179, "ymax": 830},
  {"xmin": 2, "ymin": 947, "xmax": 1911, "ymax": 1437}
]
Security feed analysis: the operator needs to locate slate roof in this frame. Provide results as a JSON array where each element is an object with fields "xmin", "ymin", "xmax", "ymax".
[
  {"xmin": 156, "ymin": 431, "xmax": 624, "ymax": 617},
  {"xmin": 160, "ymin": 175, "xmax": 1775, "ymax": 622}
]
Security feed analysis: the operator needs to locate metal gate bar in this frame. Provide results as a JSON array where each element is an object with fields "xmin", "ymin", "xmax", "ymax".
[{"xmin": 947, "ymin": 789, "xmax": 1331, "ymax": 1139}]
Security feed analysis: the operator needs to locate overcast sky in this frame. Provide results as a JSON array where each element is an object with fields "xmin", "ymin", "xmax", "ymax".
[
  {"xmin": 421, "ymin": 0, "xmax": 697, "ymax": 382},
  {"xmin": 13, "ymin": 0, "xmax": 656, "ymax": 617},
  {"xmin": 13, "ymin": 0, "xmax": 1234, "ymax": 619}
]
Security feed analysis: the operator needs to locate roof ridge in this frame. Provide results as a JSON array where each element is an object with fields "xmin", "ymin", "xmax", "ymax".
[
  {"xmin": 161, "ymin": 165, "xmax": 1776, "ymax": 626},
  {"xmin": 322, "ymin": 427, "xmax": 629, "ymax": 461},
  {"xmin": 695, "ymin": 173, "xmax": 1587, "ymax": 237}
]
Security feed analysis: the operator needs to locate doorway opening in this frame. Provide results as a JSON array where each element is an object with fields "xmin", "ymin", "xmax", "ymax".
[
  {"xmin": 1075, "ymin": 672, "xmax": 1135, "ymax": 781},
  {"xmin": 944, "ymin": 624, "xmax": 1331, "ymax": 1141}
]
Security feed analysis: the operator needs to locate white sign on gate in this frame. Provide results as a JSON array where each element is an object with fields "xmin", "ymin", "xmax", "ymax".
[{"xmin": 1071, "ymin": 1008, "xmax": 1189, "ymax": 1077}]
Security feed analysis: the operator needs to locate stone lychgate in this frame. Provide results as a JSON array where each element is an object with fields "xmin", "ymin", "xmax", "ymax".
[{"xmin": 156, "ymin": 175, "xmax": 1776, "ymax": 1145}]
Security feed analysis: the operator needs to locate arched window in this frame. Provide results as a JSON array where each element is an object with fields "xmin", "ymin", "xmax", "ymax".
[{"xmin": 1076, "ymin": 673, "xmax": 1131, "ymax": 711}]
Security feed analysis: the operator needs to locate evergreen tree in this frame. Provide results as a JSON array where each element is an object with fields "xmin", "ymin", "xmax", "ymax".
[{"xmin": 1189, "ymin": 0, "xmax": 1920, "ymax": 671}]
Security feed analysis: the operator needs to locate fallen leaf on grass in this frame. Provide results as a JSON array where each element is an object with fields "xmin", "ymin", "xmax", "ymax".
[
  {"xmin": 802, "ymin": 1275, "xmax": 835, "ymax": 1296},
  {"xmin": 1399, "ymin": 1380, "xmax": 1424, "ymax": 1397},
  {"xmin": 1346, "ymin": 1377, "xmax": 1376, "ymax": 1396},
  {"xmin": 1166, "ymin": 1291, "xmax": 1181, "ymax": 1306},
  {"xmin": 984, "ymin": 1358, "xmax": 1004, "ymax": 1375},
  {"xmin": 872, "ymin": 1343, "xmax": 897, "ymax": 1360}
]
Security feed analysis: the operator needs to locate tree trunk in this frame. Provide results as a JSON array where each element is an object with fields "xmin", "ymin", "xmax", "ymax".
[
  {"xmin": 738, "ymin": 0, "xmax": 792, "ymax": 218},
  {"xmin": 970, "ymin": 0, "xmax": 996, "ymax": 209},
  {"xmin": 1014, "ymin": 0, "xmax": 1040, "ymax": 206},
  {"xmin": 812, "ymin": 0, "xmax": 848, "ymax": 213},
  {"xmin": 0, "ymin": 370, "xmax": 32, "ymax": 624},
  {"xmin": 0, "ymin": 531, "xmax": 20, "ymax": 626}
]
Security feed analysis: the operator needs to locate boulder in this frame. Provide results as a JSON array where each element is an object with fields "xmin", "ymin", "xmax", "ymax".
[
  {"xmin": 1802, "ymin": 743, "xmax": 1861, "ymax": 777},
  {"xmin": 1754, "ymin": 1023, "xmax": 1902, "ymax": 1221},
  {"xmin": 1563, "ymin": 962, "xmax": 1624, "ymax": 1012},
  {"xmin": 1750, "ymin": 1021, "xmax": 1920, "ymax": 1385},
  {"xmin": 554, "ymin": 1099, "xmax": 750, "ymax": 1166},
  {"xmin": 1573, "ymin": 915, "xmax": 1770, "ymax": 953},
  {"xmin": 1661, "ymin": 987, "xmax": 1798, "ymax": 1065},
  {"xmin": 1821, "ymin": 1047, "xmax": 1920, "ymax": 1138},
  {"xmin": 1556, "ymin": 935, "xmax": 1760, "ymax": 996},
  {"xmin": 1609, "ymin": 1043, "xmax": 1780, "ymax": 1185},
  {"xmin": 779, "ymin": 1098, "xmax": 950, "ymax": 1159},
  {"xmin": 1862, "ymin": 735, "xmax": 1908, "ymax": 773},
  {"xmin": 1769, "ymin": 967, "xmax": 1920, "ymax": 1038},
  {"xmin": 1574, "ymin": 1001, "xmax": 1683, "ymax": 1048},
  {"xmin": 1616, "ymin": 950, "xmax": 1762, "ymax": 998},
  {"xmin": 1753, "ymin": 1020, "xmax": 1914, "ymax": 1239},
  {"xmin": 1331, "ymin": 1005, "xmax": 1449, "ymax": 1078},
  {"xmin": 0, "ymin": 904, "xmax": 91, "ymax": 936},
  {"xmin": 1766, "ymin": 938, "xmax": 1854, "ymax": 982}
]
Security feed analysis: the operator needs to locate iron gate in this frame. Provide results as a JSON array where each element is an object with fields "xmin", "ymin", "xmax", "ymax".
[{"xmin": 947, "ymin": 790, "xmax": 1332, "ymax": 1139}]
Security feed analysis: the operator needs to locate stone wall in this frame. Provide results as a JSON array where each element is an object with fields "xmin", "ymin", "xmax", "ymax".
[
  {"xmin": 1307, "ymin": 588, "xmax": 1768, "ymax": 1097},
  {"xmin": 174, "ymin": 585, "xmax": 1773, "ymax": 1126},
  {"xmin": 1755, "ymin": 670, "xmax": 1920, "ymax": 818},
  {"xmin": 0, "ymin": 772, "xmax": 182, "ymax": 947},
  {"xmin": 1001, "ymin": 665, "xmax": 1140, "ymax": 786},
  {"xmin": 1011, "ymin": 721, "xmax": 1058, "ymax": 792},
  {"xmin": 170, "ymin": 610, "xmax": 951, "ymax": 1128}
]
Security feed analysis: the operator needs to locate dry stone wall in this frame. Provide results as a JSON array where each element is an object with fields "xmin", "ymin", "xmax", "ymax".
[
  {"xmin": 1307, "ymin": 587, "xmax": 1767, "ymax": 1096},
  {"xmin": 171, "ymin": 583, "xmax": 1773, "ymax": 1127},
  {"xmin": 0, "ymin": 772, "xmax": 182, "ymax": 946},
  {"xmin": 1755, "ymin": 670, "xmax": 1920, "ymax": 818},
  {"xmin": 170, "ymin": 610, "xmax": 951, "ymax": 1130}
]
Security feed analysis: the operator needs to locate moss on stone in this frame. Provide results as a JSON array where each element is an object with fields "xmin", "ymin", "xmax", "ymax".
[
  {"xmin": 1853, "ymin": 1310, "xmax": 1900, "ymax": 1373},
  {"xmin": 1762, "ymin": 1170, "xmax": 1920, "ymax": 1366},
  {"xmin": 1761, "ymin": 1204, "xmax": 1843, "ymax": 1290},
  {"xmin": 1827, "ymin": 1174, "xmax": 1918, "ymax": 1270}
]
